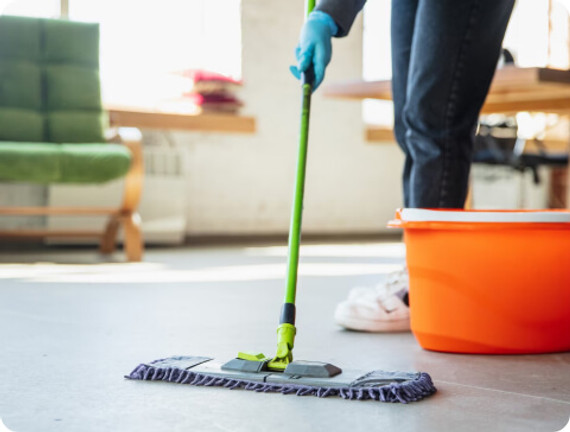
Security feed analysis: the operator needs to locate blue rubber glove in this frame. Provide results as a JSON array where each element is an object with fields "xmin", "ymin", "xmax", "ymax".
[{"xmin": 290, "ymin": 11, "xmax": 338, "ymax": 91}]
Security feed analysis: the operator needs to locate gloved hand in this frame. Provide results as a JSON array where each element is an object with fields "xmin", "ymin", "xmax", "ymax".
[{"xmin": 290, "ymin": 11, "xmax": 338, "ymax": 91}]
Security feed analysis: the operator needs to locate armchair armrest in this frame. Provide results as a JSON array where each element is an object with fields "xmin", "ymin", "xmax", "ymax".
[{"xmin": 106, "ymin": 127, "xmax": 144, "ymax": 213}]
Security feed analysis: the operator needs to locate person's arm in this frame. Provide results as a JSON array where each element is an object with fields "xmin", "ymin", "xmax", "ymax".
[
  {"xmin": 315, "ymin": 0, "xmax": 366, "ymax": 37},
  {"xmin": 291, "ymin": 0, "xmax": 367, "ymax": 90}
]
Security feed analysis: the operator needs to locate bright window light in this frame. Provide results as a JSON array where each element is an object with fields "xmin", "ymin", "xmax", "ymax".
[
  {"xmin": 361, "ymin": 0, "xmax": 556, "ymax": 127},
  {"xmin": 362, "ymin": 0, "xmax": 393, "ymax": 127},
  {"xmin": 69, "ymin": 0, "xmax": 242, "ymax": 108},
  {"xmin": 0, "ymin": 262, "xmax": 402, "ymax": 283},
  {"xmin": 1, "ymin": 0, "xmax": 59, "ymax": 18}
]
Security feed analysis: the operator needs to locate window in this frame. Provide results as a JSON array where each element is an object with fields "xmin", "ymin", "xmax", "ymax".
[
  {"xmin": 70, "ymin": 0, "xmax": 241, "ymax": 108},
  {"xmin": 361, "ymin": 0, "xmax": 567, "ymax": 127},
  {"xmin": 2, "ymin": 0, "xmax": 60, "ymax": 18},
  {"xmin": 2, "ymin": 0, "xmax": 242, "ymax": 108},
  {"xmin": 362, "ymin": 0, "xmax": 392, "ymax": 127}
]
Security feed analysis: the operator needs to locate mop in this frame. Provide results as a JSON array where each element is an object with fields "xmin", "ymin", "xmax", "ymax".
[{"xmin": 126, "ymin": 0, "xmax": 436, "ymax": 403}]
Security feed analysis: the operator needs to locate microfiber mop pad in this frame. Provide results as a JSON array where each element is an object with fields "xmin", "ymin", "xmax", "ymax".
[{"xmin": 126, "ymin": 356, "xmax": 436, "ymax": 403}]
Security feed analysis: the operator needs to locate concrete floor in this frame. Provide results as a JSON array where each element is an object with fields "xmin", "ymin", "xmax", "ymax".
[{"xmin": 0, "ymin": 241, "xmax": 568, "ymax": 432}]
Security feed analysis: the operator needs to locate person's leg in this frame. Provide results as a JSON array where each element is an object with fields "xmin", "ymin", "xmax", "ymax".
[
  {"xmin": 391, "ymin": 0, "xmax": 418, "ymax": 207},
  {"xmin": 405, "ymin": 0, "xmax": 515, "ymax": 208},
  {"xmin": 334, "ymin": 0, "xmax": 420, "ymax": 333},
  {"xmin": 335, "ymin": 0, "xmax": 515, "ymax": 332}
]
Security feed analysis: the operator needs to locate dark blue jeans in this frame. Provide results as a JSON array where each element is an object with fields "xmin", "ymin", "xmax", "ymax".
[{"xmin": 391, "ymin": 0, "xmax": 515, "ymax": 208}]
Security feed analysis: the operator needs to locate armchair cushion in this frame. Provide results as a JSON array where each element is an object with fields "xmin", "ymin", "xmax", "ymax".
[
  {"xmin": 47, "ymin": 112, "xmax": 107, "ymax": 143},
  {"xmin": 0, "ymin": 16, "xmax": 130, "ymax": 185},
  {"xmin": 59, "ymin": 143, "xmax": 131, "ymax": 183},
  {"xmin": 0, "ymin": 142, "xmax": 131, "ymax": 184},
  {"xmin": 45, "ymin": 65, "xmax": 102, "ymax": 110},
  {"xmin": 43, "ymin": 19, "xmax": 99, "ymax": 67},
  {"xmin": 0, "ymin": 16, "xmax": 42, "ymax": 62},
  {"xmin": 0, "ymin": 108, "xmax": 44, "ymax": 142},
  {"xmin": 0, "ymin": 16, "xmax": 44, "ymax": 142},
  {"xmin": 0, "ymin": 62, "xmax": 42, "ymax": 109},
  {"xmin": 0, "ymin": 142, "xmax": 60, "ymax": 183},
  {"xmin": 0, "ymin": 15, "xmax": 106, "ymax": 144},
  {"xmin": 45, "ymin": 63, "xmax": 106, "ymax": 143}
]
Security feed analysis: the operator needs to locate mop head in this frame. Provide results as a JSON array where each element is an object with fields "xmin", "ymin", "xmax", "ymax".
[{"xmin": 126, "ymin": 356, "xmax": 436, "ymax": 403}]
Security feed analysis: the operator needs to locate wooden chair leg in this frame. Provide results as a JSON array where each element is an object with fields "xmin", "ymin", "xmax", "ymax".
[
  {"xmin": 100, "ymin": 215, "xmax": 120, "ymax": 254},
  {"xmin": 123, "ymin": 212, "xmax": 143, "ymax": 262}
]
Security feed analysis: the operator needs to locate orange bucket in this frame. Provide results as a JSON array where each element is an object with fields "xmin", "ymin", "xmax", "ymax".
[{"xmin": 389, "ymin": 209, "xmax": 570, "ymax": 354}]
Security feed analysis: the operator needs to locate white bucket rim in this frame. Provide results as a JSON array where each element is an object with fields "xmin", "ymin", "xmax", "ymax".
[{"xmin": 400, "ymin": 209, "xmax": 570, "ymax": 223}]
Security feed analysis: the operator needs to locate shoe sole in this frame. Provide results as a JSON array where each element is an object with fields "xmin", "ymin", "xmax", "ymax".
[{"xmin": 334, "ymin": 314, "xmax": 410, "ymax": 333}]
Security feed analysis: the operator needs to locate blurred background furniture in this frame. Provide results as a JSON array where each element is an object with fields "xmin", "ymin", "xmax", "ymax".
[
  {"xmin": 324, "ymin": 66, "xmax": 570, "ymax": 114},
  {"xmin": 324, "ymin": 65, "xmax": 570, "ymax": 209},
  {"xmin": 0, "ymin": 15, "xmax": 144, "ymax": 261}
]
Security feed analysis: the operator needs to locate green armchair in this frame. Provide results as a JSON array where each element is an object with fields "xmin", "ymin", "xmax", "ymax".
[{"xmin": 0, "ymin": 15, "xmax": 144, "ymax": 261}]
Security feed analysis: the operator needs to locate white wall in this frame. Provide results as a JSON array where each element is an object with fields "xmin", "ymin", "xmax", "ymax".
[
  {"xmin": 0, "ymin": 0, "xmax": 405, "ymax": 236},
  {"xmin": 2, "ymin": 0, "xmax": 563, "ymax": 237},
  {"xmin": 175, "ymin": 0, "xmax": 404, "ymax": 235}
]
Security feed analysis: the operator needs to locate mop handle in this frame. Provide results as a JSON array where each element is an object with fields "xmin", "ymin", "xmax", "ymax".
[{"xmin": 281, "ymin": 0, "xmax": 316, "ymax": 323}]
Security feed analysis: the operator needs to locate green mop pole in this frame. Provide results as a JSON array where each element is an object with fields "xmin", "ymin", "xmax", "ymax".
[{"xmin": 268, "ymin": 0, "xmax": 316, "ymax": 371}]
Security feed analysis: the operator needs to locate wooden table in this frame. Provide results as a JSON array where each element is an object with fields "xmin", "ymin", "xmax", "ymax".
[
  {"xmin": 323, "ymin": 66, "xmax": 570, "ymax": 115},
  {"xmin": 325, "ymin": 66, "xmax": 570, "ymax": 147},
  {"xmin": 324, "ymin": 66, "xmax": 570, "ymax": 207},
  {"xmin": 106, "ymin": 105, "xmax": 256, "ymax": 134}
]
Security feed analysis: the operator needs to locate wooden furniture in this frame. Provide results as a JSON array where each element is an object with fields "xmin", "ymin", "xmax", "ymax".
[
  {"xmin": 106, "ymin": 105, "xmax": 256, "ymax": 133},
  {"xmin": 0, "ymin": 16, "xmax": 145, "ymax": 261},
  {"xmin": 99, "ymin": 128, "xmax": 144, "ymax": 261},
  {"xmin": 325, "ymin": 66, "xmax": 570, "ymax": 207},
  {"xmin": 327, "ymin": 66, "xmax": 570, "ymax": 148},
  {"xmin": 324, "ymin": 66, "xmax": 570, "ymax": 114},
  {"xmin": 0, "ymin": 129, "xmax": 145, "ymax": 262},
  {"xmin": 365, "ymin": 126, "xmax": 396, "ymax": 143},
  {"xmin": 367, "ymin": 125, "xmax": 570, "ymax": 153}
]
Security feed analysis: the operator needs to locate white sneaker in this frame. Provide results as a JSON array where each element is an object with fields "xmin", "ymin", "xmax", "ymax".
[{"xmin": 334, "ymin": 268, "xmax": 410, "ymax": 332}]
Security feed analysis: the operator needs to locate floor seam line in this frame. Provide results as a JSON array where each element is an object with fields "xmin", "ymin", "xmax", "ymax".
[{"xmin": 436, "ymin": 380, "xmax": 570, "ymax": 405}]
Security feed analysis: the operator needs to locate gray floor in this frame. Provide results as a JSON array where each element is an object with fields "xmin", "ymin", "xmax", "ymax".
[{"xmin": 0, "ymin": 241, "xmax": 569, "ymax": 432}]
